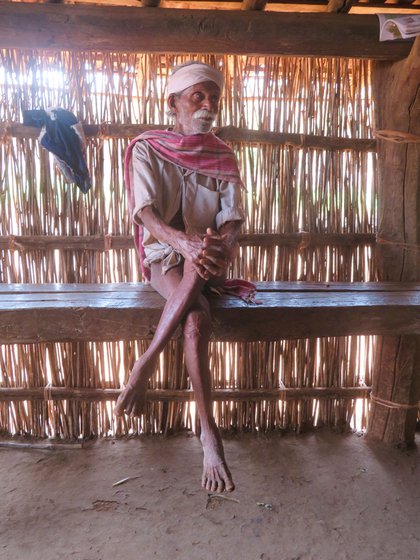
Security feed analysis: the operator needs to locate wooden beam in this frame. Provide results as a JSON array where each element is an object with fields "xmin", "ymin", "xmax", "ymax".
[
  {"xmin": 161, "ymin": 1, "xmax": 420, "ymax": 14},
  {"xmin": 163, "ymin": 2, "xmax": 420, "ymax": 14},
  {"xmin": 368, "ymin": 38, "xmax": 420, "ymax": 446},
  {"xmin": 0, "ymin": 386, "xmax": 371, "ymax": 402},
  {"xmin": 216, "ymin": 125, "xmax": 378, "ymax": 151},
  {"xmin": 0, "ymin": 282, "xmax": 419, "ymax": 344},
  {"xmin": 2, "ymin": 121, "xmax": 378, "ymax": 151},
  {"xmin": 0, "ymin": 3, "xmax": 413, "ymax": 59},
  {"xmin": 0, "ymin": 232, "xmax": 377, "ymax": 251},
  {"xmin": 28, "ymin": 0, "xmax": 420, "ymax": 15}
]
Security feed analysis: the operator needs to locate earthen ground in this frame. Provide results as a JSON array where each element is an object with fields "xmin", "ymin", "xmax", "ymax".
[{"xmin": 1, "ymin": 430, "xmax": 419, "ymax": 560}]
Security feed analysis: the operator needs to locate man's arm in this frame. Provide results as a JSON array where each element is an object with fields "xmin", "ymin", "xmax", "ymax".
[{"xmin": 202, "ymin": 174, "xmax": 244, "ymax": 279}]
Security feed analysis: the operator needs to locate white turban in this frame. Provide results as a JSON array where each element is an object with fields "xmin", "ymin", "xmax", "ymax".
[{"xmin": 167, "ymin": 62, "xmax": 224, "ymax": 95}]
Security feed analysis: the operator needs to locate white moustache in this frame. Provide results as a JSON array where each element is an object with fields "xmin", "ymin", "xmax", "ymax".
[{"xmin": 193, "ymin": 109, "xmax": 216, "ymax": 121}]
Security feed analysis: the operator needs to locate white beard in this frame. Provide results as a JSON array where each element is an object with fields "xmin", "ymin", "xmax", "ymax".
[{"xmin": 191, "ymin": 109, "xmax": 216, "ymax": 134}]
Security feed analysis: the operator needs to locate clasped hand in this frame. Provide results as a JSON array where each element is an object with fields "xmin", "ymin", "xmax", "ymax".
[{"xmin": 178, "ymin": 228, "xmax": 235, "ymax": 282}]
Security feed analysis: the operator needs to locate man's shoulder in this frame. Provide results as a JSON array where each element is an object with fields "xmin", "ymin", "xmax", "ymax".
[
  {"xmin": 132, "ymin": 137, "xmax": 183, "ymax": 175},
  {"xmin": 132, "ymin": 138, "xmax": 149, "ymax": 151},
  {"xmin": 132, "ymin": 138, "xmax": 157, "ymax": 158}
]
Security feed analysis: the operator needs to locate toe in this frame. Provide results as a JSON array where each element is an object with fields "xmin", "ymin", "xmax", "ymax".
[
  {"xmin": 114, "ymin": 399, "xmax": 125, "ymax": 417},
  {"xmin": 113, "ymin": 404, "xmax": 122, "ymax": 416},
  {"xmin": 131, "ymin": 405, "xmax": 141, "ymax": 418},
  {"xmin": 125, "ymin": 402, "xmax": 134, "ymax": 416},
  {"xmin": 225, "ymin": 479, "xmax": 235, "ymax": 492}
]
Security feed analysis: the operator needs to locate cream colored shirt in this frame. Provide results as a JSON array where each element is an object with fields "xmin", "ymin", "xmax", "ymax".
[{"xmin": 131, "ymin": 141, "xmax": 245, "ymax": 273}]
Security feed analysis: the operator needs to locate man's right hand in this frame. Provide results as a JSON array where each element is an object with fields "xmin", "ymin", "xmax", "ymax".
[
  {"xmin": 175, "ymin": 231, "xmax": 227, "ymax": 282},
  {"xmin": 198, "ymin": 228, "xmax": 232, "ymax": 282},
  {"xmin": 174, "ymin": 232, "xmax": 206, "ymax": 270}
]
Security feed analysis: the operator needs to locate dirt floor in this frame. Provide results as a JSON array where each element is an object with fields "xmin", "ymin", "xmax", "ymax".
[{"xmin": 1, "ymin": 430, "xmax": 419, "ymax": 560}]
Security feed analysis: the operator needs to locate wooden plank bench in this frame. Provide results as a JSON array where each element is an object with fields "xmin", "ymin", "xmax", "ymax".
[
  {"xmin": 0, "ymin": 281, "xmax": 419, "ymax": 440},
  {"xmin": 0, "ymin": 281, "xmax": 419, "ymax": 344}
]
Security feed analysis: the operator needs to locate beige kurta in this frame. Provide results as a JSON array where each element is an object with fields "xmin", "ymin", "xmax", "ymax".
[{"xmin": 131, "ymin": 140, "xmax": 245, "ymax": 274}]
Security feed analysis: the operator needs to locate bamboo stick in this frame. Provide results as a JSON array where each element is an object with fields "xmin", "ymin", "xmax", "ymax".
[
  {"xmin": 0, "ymin": 232, "xmax": 377, "ymax": 251},
  {"xmin": 2, "ymin": 122, "xmax": 377, "ymax": 151},
  {"xmin": 0, "ymin": 386, "xmax": 372, "ymax": 401},
  {"xmin": 0, "ymin": 441, "xmax": 83, "ymax": 450}
]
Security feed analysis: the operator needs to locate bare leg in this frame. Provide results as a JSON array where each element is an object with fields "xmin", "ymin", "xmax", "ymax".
[
  {"xmin": 152, "ymin": 267, "xmax": 234, "ymax": 492},
  {"xmin": 115, "ymin": 261, "xmax": 235, "ymax": 492},
  {"xmin": 114, "ymin": 261, "xmax": 205, "ymax": 416},
  {"xmin": 182, "ymin": 297, "xmax": 235, "ymax": 493}
]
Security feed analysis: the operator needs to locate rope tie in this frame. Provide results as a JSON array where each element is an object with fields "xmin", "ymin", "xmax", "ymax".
[
  {"xmin": 8, "ymin": 235, "xmax": 25, "ymax": 252},
  {"xmin": 375, "ymin": 129, "xmax": 420, "ymax": 144},
  {"xmin": 298, "ymin": 231, "xmax": 311, "ymax": 250},
  {"xmin": 44, "ymin": 382, "xmax": 53, "ymax": 402},
  {"xmin": 99, "ymin": 122, "xmax": 111, "ymax": 140},
  {"xmin": 295, "ymin": 133, "xmax": 306, "ymax": 148},
  {"xmin": 370, "ymin": 394, "xmax": 419, "ymax": 411},
  {"xmin": 0, "ymin": 120, "xmax": 11, "ymax": 143},
  {"xmin": 376, "ymin": 236, "xmax": 420, "ymax": 253},
  {"xmin": 279, "ymin": 380, "xmax": 287, "ymax": 402},
  {"xmin": 287, "ymin": 134, "xmax": 306, "ymax": 149},
  {"xmin": 104, "ymin": 234, "xmax": 113, "ymax": 251}
]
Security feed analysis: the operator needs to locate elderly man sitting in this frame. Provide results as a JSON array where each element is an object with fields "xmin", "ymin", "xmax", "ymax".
[{"xmin": 115, "ymin": 61, "xmax": 245, "ymax": 493}]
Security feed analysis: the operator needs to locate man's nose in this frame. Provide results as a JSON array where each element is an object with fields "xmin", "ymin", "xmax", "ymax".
[{"xmin": 202, "ymin": 97, "xmax": 216, "ymax": 112}]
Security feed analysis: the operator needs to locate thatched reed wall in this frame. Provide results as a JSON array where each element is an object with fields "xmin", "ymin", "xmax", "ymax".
[{"xmin": 0, "ymin": 51, "xmax": 376, "ymax": 438}]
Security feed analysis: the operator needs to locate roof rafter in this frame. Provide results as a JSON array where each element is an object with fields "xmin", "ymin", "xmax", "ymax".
[{"xmin": 0, "ymin": 3, "xmax": 413, "ymax": 58}]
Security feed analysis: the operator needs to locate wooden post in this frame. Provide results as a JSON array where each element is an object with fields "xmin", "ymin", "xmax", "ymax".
[{"xmin": 368, "ymin": 38, "xmax": 420, "ymax": 446}]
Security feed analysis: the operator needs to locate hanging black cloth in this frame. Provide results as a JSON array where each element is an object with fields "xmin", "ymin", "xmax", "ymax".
[{"xmin": 23, "ymin": 108, "xmax": 91, "ymax": 193}]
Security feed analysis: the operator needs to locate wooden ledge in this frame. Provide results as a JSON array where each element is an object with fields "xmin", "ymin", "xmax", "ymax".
[{"xmin": 0, "ymin": 281, "xmax": 419, "ymax": 343}]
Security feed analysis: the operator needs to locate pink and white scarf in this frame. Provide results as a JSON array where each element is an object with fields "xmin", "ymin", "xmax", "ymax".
[{"xmin": 124, "ymin": 129, "xmax": 242, "ymax": 212}]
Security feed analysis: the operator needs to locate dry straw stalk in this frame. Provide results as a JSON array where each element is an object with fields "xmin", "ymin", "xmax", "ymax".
[{"xmin": 0, "ymin": 51, "xmax": 376, "ymax": 437}]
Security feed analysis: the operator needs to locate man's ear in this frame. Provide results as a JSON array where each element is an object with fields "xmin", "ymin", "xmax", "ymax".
[{"xmin": 168, "ymin": 94, "xmax": 177, "ymax": 112}]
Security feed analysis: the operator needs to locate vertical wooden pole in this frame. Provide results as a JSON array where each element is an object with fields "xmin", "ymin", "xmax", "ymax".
[{"xmin": 368, "ymin": 38, "xmax": 420, "ymax": 445}]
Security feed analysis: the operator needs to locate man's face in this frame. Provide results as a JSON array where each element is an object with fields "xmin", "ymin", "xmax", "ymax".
[{"xmin": 170, "ymin": 81, "xmax": 221, "ymax": 136}]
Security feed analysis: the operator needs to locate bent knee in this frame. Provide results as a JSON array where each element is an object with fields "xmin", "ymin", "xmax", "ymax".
[{"xmin": 183, "ymin": 308, "xmax": 211, "ymax": 339}]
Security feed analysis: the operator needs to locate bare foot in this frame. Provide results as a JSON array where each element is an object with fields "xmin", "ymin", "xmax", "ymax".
[
  {"xmin": 200, "ymin": 422, "xmax": 235, "ymax": 493},
  {"xmin": 114, "ymin": 357, "xmax": 154, "ymax": 417}
]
